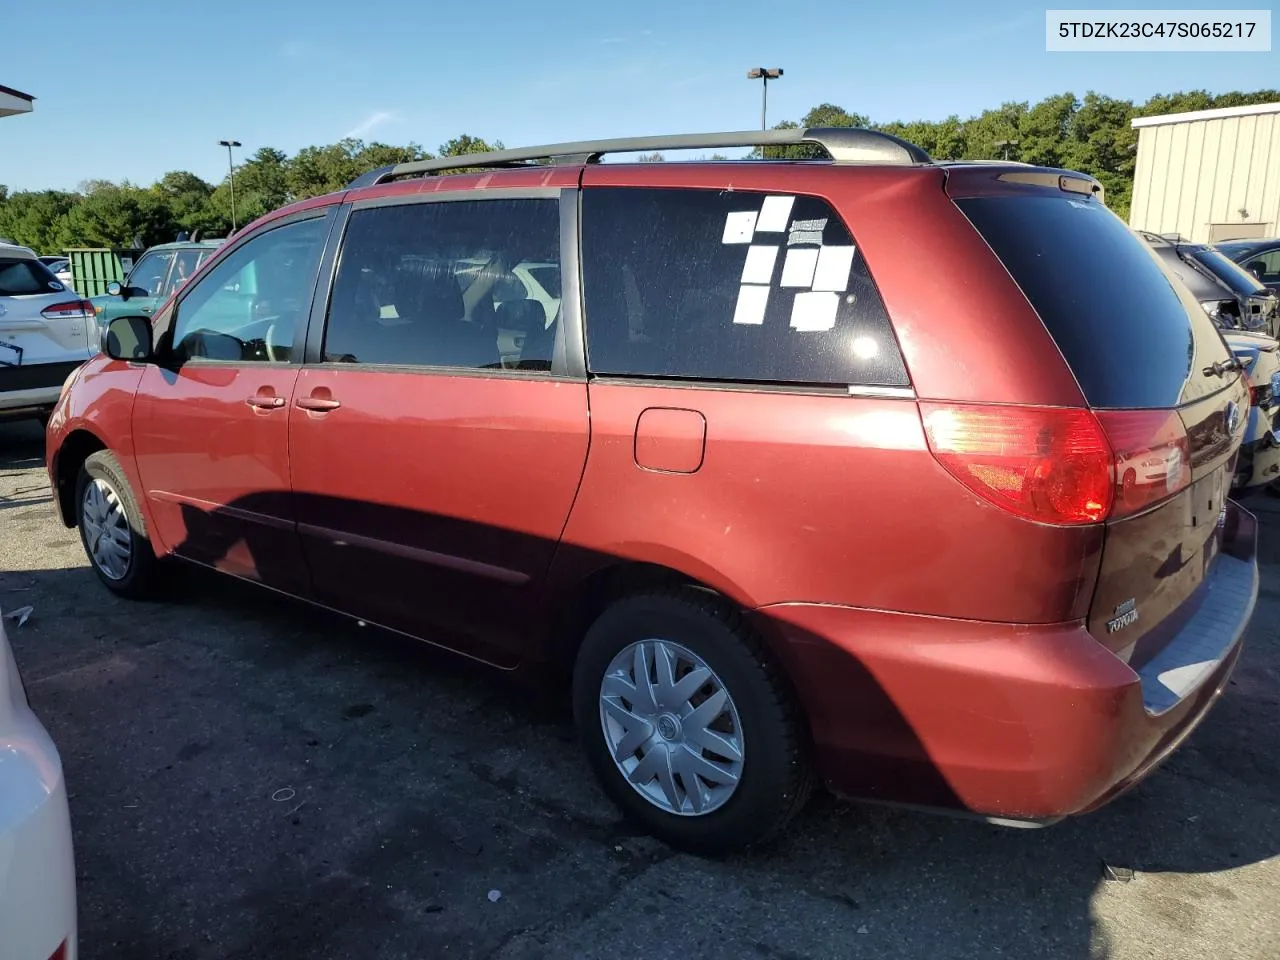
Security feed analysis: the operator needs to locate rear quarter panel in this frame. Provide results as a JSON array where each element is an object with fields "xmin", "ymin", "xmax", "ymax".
[{"xmin": 560, "ymin": 383, "xmax": 1103, "ymax": 622}]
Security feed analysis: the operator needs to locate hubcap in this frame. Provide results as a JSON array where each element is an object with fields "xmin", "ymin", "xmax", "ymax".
[
  {"xmin": 81, "ymin": 478, "xmax": 132, "ymax": 581},
  {"xmin": 598, "ymin": 639, "xmax": 745, "ymax": 816}
]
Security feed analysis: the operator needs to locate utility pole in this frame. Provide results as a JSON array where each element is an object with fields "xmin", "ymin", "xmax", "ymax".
[
  {"xmin": 218, "ymin": 139, "xmax": 242, "ymax": 232},
  {"xmin": 747, "ymin": 68, "xmax": 783, "ymax": 130}
]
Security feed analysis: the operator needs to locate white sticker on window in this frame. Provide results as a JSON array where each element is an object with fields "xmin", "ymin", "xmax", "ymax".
[
  {"xmin": 780, "ymin": 248, "xmax": 819, "ymax": 287},
  {"xmin": 741, "ymin": 245, "xmax": 779, "ymax": 284},
  {"xmin": 756, "ymin": 195, "xmax": 796, "ymax": 232},
  {"xmin": 787, "ymin": 218, "xmax": 827, "ymax": 246},
  {"xmin": 722, "ymin": 210, "xmax": 758, "ymax": 244},
  {"xmin": 733, "ymin": 284, "xmax": 770, "ymax": 325},
  {"xmin": 811, "ymin": 245, "xmax": 856, "ymax": 292},
  {"xmin": 790, "ymin": 291, "xmax": 838, "ymax": 332}
]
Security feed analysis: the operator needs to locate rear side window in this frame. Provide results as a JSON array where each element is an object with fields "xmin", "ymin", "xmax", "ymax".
[
  {"xmin": 957, "ymin": 196, "xmax": 1232, "ymax": 409},
  {"xmin": 0, "ymin": 257, "xmax": 62, "ymax": 296},
  {"xmin": 581, "ymin": 187, "xmax": 908, "ymax": 387}
]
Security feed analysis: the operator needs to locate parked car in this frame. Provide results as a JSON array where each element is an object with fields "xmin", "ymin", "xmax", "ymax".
[
  {"xmin": 1141, "ymin": 232, "xmax": 1280, "ymax": 337},
  {"xmin": 90, "ymin": 240, "xmax": 222, "ymax": 329},
  {"xmin": 0, "ymin": 607, "xmax": 78, "ymax": 960},
  {"xmin": 1216, "ymin": 237, "xmax": 1280, "ymax": 297},
  {"xmin": 1222, "ymin": 330, "xmax": 1280, "ymax": 491},
  {"xmin": 47, "ymin": 128, "xmax": 1258, "ymax": 853},
  {"xmin": 1, "ymin": 242, "xmax": 99, "ymax": 425},
  {"xmin": 37, "ymin": 256, "xmax": 75, "ymax": 290}
]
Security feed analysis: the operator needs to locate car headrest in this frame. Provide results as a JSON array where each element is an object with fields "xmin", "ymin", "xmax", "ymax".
[
  {"xmin": 496, "ymin": 298, "xmax": 546, "ymax": 334},
  {"xmin": 392, "ymin": 260, "xmax": 464, "ymax": 323}
]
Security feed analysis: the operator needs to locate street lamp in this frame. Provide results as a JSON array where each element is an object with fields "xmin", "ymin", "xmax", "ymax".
[
  {"xmin": 747, "ymin": 68, "xmax": 783, "ymax": 131},
  {"xmin": 218, "ymin": 139, "xmax": 242, "ymax": 232},
  {"xmin": 994, "ymin": 138, "xmax": 1019, "ymax": 161}
]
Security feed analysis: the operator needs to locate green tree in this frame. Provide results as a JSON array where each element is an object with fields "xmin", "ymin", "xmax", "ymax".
[
  {"xmin": 0, "ymin": 190, "xmax": 80, "ymax": 253},
  {"xmin": 151, "ymin": 171, "xmax": 222, "ymax": 238},
  {"xmin": 209, "ymin": 146, "xmax": 289, "ymax": 228},
  {"xmin": 65, "ymin": 183, "xmax": 176, "ymax": 248}
]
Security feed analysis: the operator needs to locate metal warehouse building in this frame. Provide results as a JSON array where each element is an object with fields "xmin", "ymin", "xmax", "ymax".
[
  {"xmin": 0, "ymin": 83, "xmax": 34, "ymax": 119},
  {"xmin": 1129, "ymin": 101, "xmax": 1280, "ymax": 243}
]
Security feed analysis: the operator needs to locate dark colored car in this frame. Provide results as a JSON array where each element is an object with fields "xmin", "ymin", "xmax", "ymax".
[
  {"xmin": 1141, "ymin": 232, "xmax": 1280, "ymax": 337},
  {"xmin": 1217, "ymin": 237, "xmax": 1280, "ymax": 297},
  {"xmin": 45, "ymin": 128, "xmax": 1258, "ymax": 853}
]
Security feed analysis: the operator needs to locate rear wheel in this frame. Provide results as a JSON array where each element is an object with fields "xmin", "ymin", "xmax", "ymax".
[
  {"xmin": 572, "ymin": 589, "xmax": 811, "ymax": 854},
  {"xmin": 75, "ymin": 450, "xmax": 159, "ymax": 599}
]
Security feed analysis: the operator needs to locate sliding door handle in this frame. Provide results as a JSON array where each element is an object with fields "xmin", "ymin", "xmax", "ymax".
[{"xmin": 295, "ymin": 396, "xmax": 341, "ymax": 412}]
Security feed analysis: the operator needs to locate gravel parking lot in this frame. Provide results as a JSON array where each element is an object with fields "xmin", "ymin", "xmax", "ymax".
[{"xmin": 2, "ymin": 418, "xmax": 1278, "ymax": 960}]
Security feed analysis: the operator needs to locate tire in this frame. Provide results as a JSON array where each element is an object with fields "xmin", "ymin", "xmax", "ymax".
[
  {"xmin": 75, "ymin": 450, "xmax": 159, "ymax": 599},
  {"xmin": 572, "ymin": 588, "xmax": 812, "ymax": 854}
]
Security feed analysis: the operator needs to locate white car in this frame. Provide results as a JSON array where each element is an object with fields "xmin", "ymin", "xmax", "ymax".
[
  {"xmin": 1, "ymin": 243, "xmax": 98, "ymax": 425},
  {"xmin": 0, "ymin": 607, "xmax": 78, "ymax": 960}
]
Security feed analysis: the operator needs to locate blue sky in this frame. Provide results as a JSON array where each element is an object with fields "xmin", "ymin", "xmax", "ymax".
[{"xmin": 1, "ymin": 0, "xmax": 1276, "ymax": 191}]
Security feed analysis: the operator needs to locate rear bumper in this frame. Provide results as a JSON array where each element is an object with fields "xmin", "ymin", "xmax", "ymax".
[
  {"xmin": 0, "ymin": 360, "xmax": 83, "ymax": 419},
  {"xmin": 1233, "ymin": 405, "xmax": 1280, "ymax": 488},
  {"xmin": 755, "ymin": 504, "xmax": 1258, "ymax": 822}
]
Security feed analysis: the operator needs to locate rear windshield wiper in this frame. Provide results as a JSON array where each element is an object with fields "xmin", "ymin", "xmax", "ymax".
[{"xmin": 1203, "ymin": 357, "xmax": 1244, "ymax": 378}]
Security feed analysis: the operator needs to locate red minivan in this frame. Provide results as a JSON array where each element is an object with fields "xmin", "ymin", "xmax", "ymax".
[{"xmin": 46, "ymin": 128, "xmax": 1258, "ymax": 853}]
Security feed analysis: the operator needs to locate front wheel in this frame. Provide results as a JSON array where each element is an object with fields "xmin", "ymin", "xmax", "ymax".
[
  {"xmin": 75, "ymin": 450, "xmax": 159, "ymax": 599},
  {"xmin": 572, "ymin": 590, "xmax": 812, "ymax": 854}
]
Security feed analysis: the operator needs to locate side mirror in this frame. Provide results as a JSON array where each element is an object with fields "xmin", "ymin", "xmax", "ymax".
[
  {"xmin": 106, "ymin": 280, "xmax": 128, "ymax": 299},
  {"xmin": 102, "ymin": 315, "xmax": 154, "ymax": 362}
]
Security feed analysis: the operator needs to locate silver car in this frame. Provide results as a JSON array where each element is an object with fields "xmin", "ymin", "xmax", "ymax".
[{"xmin": 0, "ymin": 243, "xmax": 99, "ymax": 424}]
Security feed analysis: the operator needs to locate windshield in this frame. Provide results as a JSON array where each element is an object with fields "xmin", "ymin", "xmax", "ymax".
[{"xmin": 1188, "ymin": 248, "xmax": 1269, "ymax": 297}]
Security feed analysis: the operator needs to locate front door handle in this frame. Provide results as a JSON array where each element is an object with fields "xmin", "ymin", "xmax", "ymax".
[
  {"xmin": 246, "ymin": 395, "xmax": 285, "ymax": 410},
  {"xmin": 295, "ymin": 396, "xmax": 341, "ymax": 412}
]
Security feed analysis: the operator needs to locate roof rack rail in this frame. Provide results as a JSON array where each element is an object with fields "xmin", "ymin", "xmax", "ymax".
[{"xmin": 346, "ymin": 126, "xmax": 932, "ymax": 188}]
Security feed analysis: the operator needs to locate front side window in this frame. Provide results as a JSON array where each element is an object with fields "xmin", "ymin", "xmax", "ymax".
[
  {"xmin": 323, "ymin": 198, "xmax": 561, "ymax": 372},
  {"xmin": 126, "ymin": 251, "xmax": 175, "ymax": 297},
  {"xmin": 1244, "ymin": 250, "xmax": 1280, "ymax": 282},
  {"xmin": 160, "ymin": 249, "xmax": 204, "ymax": 299},
  {"xmin": 580, "ymin": 187, "xmax": 909, "ymax": 387},
  {"xmin": 170, "ymin": 217, "xmax": 327, "ymax": 364}
]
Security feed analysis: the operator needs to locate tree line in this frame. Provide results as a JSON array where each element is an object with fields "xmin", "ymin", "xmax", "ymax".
[{"xmin": 2, "ymin": 88, "xmax": 1277, "ymax": 255}]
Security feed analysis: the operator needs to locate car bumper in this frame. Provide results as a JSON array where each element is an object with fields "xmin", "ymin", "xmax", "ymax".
[
  {"xmin": 0, "ymin": 360, "xmax": 85, "ymax": 419},
  {"xmin": 1233, "ymin": 405, "xmax": 1280, "ymax": 489},
  {"xmin": 1, "ymin": 622, "xmax": 78, "ymax": 960},
  {"xmin": 754, "ymin": 504, "xmax": 1258, "ymax": 822}
]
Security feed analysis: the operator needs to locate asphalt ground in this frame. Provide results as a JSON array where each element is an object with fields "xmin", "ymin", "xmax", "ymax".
[{"xmin": 2, "ymin": 417, "xmax": 1278, "ymax": 960}]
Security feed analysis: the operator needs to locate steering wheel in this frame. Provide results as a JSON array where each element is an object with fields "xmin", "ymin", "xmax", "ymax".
[{"xmin": 265, "ymin": 323, "xmax": 283, "ymax": 362}]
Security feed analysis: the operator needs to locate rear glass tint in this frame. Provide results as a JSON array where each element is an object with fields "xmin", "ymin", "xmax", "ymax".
[
  {"xmin": 581, "ymin": 187, "xmax": 908, "ymax": 387},
  {"xmin": 957, "ymin": 196, "xmax": 1232, "ymax": 409},
  {"xmin": 0, "ymin": 257, "xmax": 60, "ymax": 297}
]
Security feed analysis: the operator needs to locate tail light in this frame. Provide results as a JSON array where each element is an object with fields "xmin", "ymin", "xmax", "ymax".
[
  {"xmin": 1094, "ymin": 410, "xmax": 1191, "ymax": 519},
  {"xmin": 921, "ymin": 403, "xmax": 1192, "ymax": 526},
  {"xmin": 40, "ymin": 299, "xmax": 96, "ymax": 320}
]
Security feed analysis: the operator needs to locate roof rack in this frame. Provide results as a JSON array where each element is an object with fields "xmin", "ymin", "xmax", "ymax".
[{"xmin": 346, "ymin": 127, "xmax": 932, "ymax": 188}]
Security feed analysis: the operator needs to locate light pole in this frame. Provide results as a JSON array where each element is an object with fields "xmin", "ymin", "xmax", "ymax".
[
  {"xmin": 218, "ymin": 139, "xmax": 241, "ymax": 232},
  {"xmin": 994, "ymin": 138, "xmax": 1019, "ymax": 161},
  {"xmin": 747, "ymin": 68, "xmax": 783, "ymax": 131}
]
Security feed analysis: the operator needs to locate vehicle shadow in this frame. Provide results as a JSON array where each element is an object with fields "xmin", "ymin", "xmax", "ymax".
[{"xmin": 3, "ymin": 459, "xmax": 1277, "ymax": 957}]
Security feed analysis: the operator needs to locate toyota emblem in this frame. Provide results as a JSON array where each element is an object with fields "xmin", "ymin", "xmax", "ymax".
[{"xmin": 1225, "ymin": 400, "xmax": 1240, "ymax": 435}]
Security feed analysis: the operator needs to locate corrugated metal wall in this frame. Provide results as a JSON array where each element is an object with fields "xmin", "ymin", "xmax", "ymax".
[{"xmin": 1130, "ymin": 110, "xmax": 1280, "ymax": 243}]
